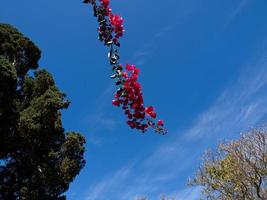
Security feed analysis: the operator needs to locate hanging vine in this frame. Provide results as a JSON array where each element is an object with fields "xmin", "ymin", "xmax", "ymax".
[{"xmin": 83, "ymin": 0, "xmax": 167, "ymax": 134}]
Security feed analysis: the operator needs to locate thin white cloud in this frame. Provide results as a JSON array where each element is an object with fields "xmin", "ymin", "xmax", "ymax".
[
  {"xmin": 84, "ymin": 84, "xmax": 121, "ymax": 132},
  {"xmin": 86, "ymin": 165, "xmax": 133, "ymax": 200},
  {"xmin": 174, "ymin": 187, "xmax": 202, "ymax": 200},
  {"xmin": 229, "ymin": 0, "xmax": 250, "ymax": 19},
  {"xmin": 223, "ymin": 0, "xmax": 251, "ymax": 29},
  {"xmin": 130, "ymin": 25, "xmax": 173, "ymax": 67},
  {"xmin": 129, "ymin": 0, "xmax": 200, "ymax": 67},
  {"xmin": 186, "ymin": 51, "xmax": 267, "ymax": 140}
]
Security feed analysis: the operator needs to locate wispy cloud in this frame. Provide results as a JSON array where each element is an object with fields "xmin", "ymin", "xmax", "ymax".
[
  {"xmin": 229, "ymin": 0, "xmax": 250, "ymax": 19},
  {"xmin": 86, "ymin": 165, "xmax": 133, "ymax": 200},
  {"xmin": 186, "ymin": 51, "xmax": 267, "ymax": 140},
  {"xmin": 130, "ymin": 25, "xmax": 174, "ymax": 66},
  {"xmin": 85, "ymin": 48, "xmax": 267, "ymax": 199},
  {"xmin": 173, "ymin": 187, "xmax": 202, "ymax": 200},
  {"xmin": 83, "ymin": 84, "xmax": 122, "ymax": 145},
  {"xmin": 129, "ymin": 0, "xmax": 200, "ymax": 67},
  {"xmin": 223, "ymin": 0, "xmax": 251, "ymax": 29},
  {"xmin": 84, "ymin": 84, "xmax": 120, "ymax": 129}
]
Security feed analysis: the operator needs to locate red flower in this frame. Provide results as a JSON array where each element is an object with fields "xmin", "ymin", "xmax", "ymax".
[
  {"xmin": 112, "ymin": 99, "xmax": 120, "ymax": 106},
  {"xmin": 157, "ymin": 120, "xmax": 164, "ymax": 126},
  {"xmin": 145, "ymin": 106, "xmax": 154, "ymax": 114},
  {"xmin": 133, "ymin": 68, "xmax": 140, "ymax": 75},
  {"xmin": 150, "ymin": 112, "xmax": 157, "ymax": 118},
  {"xmin": 126, "ymin": 64, "xmax": 135, "ymax": 71},
  {"xmin": 100, "ymin": 0, "xmax": 110, "ymax": 7}
]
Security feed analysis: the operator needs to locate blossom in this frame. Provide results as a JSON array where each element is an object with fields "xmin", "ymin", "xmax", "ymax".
[
  {"xmin": 112, "ymin": 99, "xmax": 120, "ymax": 106},
  {"xmin": 85, "ymin": 0, "xmax": 166, "ymax": 134},
  {"xmin": 157, "ymin": 120, "xmax": 164, "ymax": 126},
  {"xmin": 99, "ymin": 0, "xmax": 110, "ymax": 8}
]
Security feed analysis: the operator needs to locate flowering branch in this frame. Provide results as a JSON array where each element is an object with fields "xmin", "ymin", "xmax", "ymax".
[{"xmin": 83, "ymin": 0, "xmax": 167, "ymax": 134}]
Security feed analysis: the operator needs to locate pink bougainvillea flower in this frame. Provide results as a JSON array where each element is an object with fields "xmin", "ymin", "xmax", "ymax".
[
  {"xmin": 126, "ymin": 64, "xmax": 135, "ymax": 71},
  {"xmin": 145, "ymin": 106, "xmax": 154, "ymax": 114},
  {"xmin": 100, "ymin": 0, "xmax": 110, "ymax": 7},
  {"xmin": 112, "ymin": 99, "xmax": 120, "ymax": 106},
  {"xmin": 157, "ymin": 120, "xmax": 164, "ymax": 126},
  {"xmin": 84, "ymin": 0, "xmax": 166, "ymax": 134}
]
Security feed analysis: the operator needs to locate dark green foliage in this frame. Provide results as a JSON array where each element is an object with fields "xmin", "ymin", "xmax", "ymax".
[
  {"xmin": 0, "ymin": 24, "xmax": 41, "ymax": 76},
  {"xmin": 0, "ymin": 24, "xmax": 85, "ymax": 200}
]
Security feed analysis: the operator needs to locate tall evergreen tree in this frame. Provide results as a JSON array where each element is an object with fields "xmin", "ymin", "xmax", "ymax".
[{"xmin": 0, "ymin": 24, "xmax": 85, "ymax": 200}]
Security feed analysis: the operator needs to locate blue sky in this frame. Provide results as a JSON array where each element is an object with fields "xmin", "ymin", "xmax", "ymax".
[{"xmin": 1, "ymin": 0, "xmax": 267, "ymax": 199}]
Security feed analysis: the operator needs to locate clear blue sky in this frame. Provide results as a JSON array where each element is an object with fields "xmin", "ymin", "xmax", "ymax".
[{"xmin": 1, "ymin": 0, "xmax": 267, "ymax": 199}]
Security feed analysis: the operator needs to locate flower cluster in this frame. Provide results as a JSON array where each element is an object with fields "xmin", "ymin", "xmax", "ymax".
[
  {"xmin": 111, "ymin": 64, "xmax": 165, "ymax": 133},
  {"xmin": 109, "ymin": 15, "xmax": 124, "ymax": 40},
  {"xmin": 83, "ymin": 0, "xmax": 166, "ymax": 134},
  {"xmin": 84, "ymin": 0, "xmax": 124, "ymax": 46}
]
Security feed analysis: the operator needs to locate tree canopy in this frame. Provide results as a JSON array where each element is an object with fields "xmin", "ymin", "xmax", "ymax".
[
  {"xmin": 0, "ymin": 24, "xmax": 85, "ymax": 199},
  {"xmin": 189, "ymin": 129, "xmax": 267, "ymax": 200}
]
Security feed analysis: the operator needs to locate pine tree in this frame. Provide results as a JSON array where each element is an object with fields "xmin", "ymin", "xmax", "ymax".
[{"xmin": 0, "ymin": 24, "xmax": 85, "ymax": 200}]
